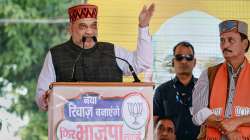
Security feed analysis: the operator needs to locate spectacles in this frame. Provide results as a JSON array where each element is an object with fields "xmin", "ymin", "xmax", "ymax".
[
  {"xmin": 219, "ymin": 20, "xmax": 238, "ymax": 33},
  {"xmin": 174, "ymin": 54, "xmax": 194, "ymax": 61}
]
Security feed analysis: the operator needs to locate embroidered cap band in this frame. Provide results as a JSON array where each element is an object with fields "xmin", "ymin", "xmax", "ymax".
[{"xmin": 68, "ymin": 4, "xmax": 98, "ymax": 23}]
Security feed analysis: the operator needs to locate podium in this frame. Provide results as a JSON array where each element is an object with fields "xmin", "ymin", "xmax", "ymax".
[{"xmin": 48, "ymin": 82, "xmax": 154, "ymax": 140}]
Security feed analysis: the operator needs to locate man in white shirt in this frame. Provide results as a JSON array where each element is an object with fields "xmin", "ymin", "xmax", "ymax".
[{"xmin": 36, "ymin": 3, "xmax": 154, "ymax": 111}]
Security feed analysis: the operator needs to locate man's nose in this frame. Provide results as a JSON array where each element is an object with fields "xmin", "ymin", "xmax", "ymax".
[
  {"xmin": 85, "ymin": 27, "xmax": 94, "ymax": 35},
  {"xmin": 221, "ymin": 40, "xmax": 230, "ymax": 49},
  {"xmin": 180, "ymin": 59, "xmax": 189, "ymax": 63},
  {"xmin": 161, "ymin": 130, "xmax": 170, "ymax": 135}
]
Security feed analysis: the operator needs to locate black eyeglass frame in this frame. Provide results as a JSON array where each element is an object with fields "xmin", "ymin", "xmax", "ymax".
[{"xmin": 174, "ymin": 54, "xmax": 194, "ymax": 61}]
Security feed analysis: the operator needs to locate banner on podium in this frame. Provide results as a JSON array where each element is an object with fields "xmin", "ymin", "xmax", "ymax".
[{"xmin": 48, "ymin": 82, "xmax": 154, "ymax": 140}]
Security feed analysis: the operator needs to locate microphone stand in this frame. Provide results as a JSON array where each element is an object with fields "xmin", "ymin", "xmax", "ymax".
[
  {"xmin": 115, "ymin": 57, "xmax": 141, "ymax": 83},
  {"xmin": 70, "ymin": 37, "xmax": 86, "ymax": 82},
  {"xmin": 81, "ymin": 37, "xmax": 87, "ymax": 81},
  {"xmin": 100, "ymin": 51, "xmax": 141, "ymax": 83}
]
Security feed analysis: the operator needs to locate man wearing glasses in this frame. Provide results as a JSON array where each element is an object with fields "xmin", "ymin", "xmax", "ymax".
[
  {"xmin": 192, "ymin": 20, "xmax": 250, "ymax": 140},
  {"xmin": 153, "ymin": 41, "xmax": 200, "ymax": 140}
]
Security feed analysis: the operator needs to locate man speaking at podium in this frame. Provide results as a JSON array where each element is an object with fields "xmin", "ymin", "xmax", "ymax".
[{"xmin": 35, "ymin": 3, "xmax": 154, "ymax": 111}]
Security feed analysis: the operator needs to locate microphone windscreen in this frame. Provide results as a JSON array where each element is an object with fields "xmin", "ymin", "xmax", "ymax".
[
  {"xmin": 92, "ymin": 36, "xmax": 97, "ymax": 43},
  {"xmin": 82, "ymin": 36, "xmax": 87, "ymax": 43}
]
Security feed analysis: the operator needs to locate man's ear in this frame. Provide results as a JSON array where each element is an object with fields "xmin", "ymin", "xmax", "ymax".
[
  {"xmin": 172, "ymin": 59, "xmax": 174, "ymax": 67},
  {"xmin": 242, "ymin": 39, "xmax": 248, "ymax": 51},
  {"xmin": 68, "ymin": 23, "xmax": 72, "ymax": 35},
  {"xmin": 193, "ymin": 58, "xmax": 197, "ymax": 67}
]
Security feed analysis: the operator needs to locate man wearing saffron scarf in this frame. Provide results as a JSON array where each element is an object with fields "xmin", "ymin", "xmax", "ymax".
[
  {"xmin": 192, "ymin": 20, "xmax": 250, "ymax": 140},
  {"xmin": 36, "ymin": 3, "xmax": 155, "ymax": 111}
]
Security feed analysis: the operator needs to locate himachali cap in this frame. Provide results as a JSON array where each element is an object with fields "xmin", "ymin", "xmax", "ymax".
[
  {"xmin": 68, "ymin": 4, "xmax": 98, "ymax": 23},
  {"xmin": 219, "ymin": 20, "xmax": 248, "ymax": 36}
]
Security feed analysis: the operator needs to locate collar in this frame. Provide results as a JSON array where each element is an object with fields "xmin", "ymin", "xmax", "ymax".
[
  {"xmin": 227, "ymin": 58, "xmax": 245, "ymax": 77},
  {"xmin": 173, "ymin": 75, "xmax": 196, "ymax": 86}
]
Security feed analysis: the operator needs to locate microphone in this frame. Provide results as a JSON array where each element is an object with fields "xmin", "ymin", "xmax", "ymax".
[
  {"xmin": 100, "ymin": 49, "xmax": 141, "ymax": 83},
  {"xmin": 82, "ymin": 36, "xmax": 87, "ymax": 45},
  {"xmin": 92, "ymin": 36, "xmax": 97, "ymax": 43}
]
